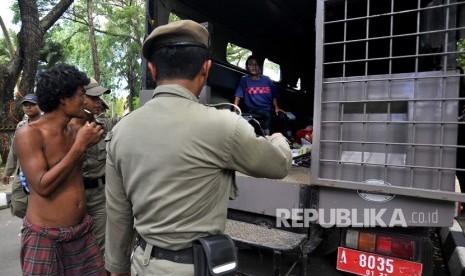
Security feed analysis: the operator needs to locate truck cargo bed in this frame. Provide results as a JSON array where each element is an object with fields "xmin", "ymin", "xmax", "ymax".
[{"xmin": 236, "ymin": 166, "xmax": 311, "ymax": 186}]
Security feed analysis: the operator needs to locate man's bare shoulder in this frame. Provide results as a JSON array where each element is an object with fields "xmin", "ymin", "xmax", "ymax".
[
  {"xmin": 15, "ymin": 122, "xmax": 41, "ymax": 137},
  {"xmin": 14, "ymin": 122, "xmax": 45, "ymax": 147}
]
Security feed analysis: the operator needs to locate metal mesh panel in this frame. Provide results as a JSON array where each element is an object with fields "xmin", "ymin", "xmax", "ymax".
[{"xmin": 313, "ymin": 0, "xmax": 465, "ymax": 202}]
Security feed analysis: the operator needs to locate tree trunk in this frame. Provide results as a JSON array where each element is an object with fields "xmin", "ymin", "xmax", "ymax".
[
  {"xmin": 87, "ymin": 0, "xmax": 100, "ymax": 82},
  {"xmin": 0, "ymin": 0, "xmax": 74, "ymax": 118},
  {"xmin": 18, "ymin": 0, "xmax": 43, "ymax": 96},
  {"xmin": 0, "ymin": 0, "xmax": 74, "ymax": 162}
]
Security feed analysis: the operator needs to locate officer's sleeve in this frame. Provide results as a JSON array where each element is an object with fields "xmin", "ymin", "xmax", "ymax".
[
  {"xmin": 4, "ymin": 139, "xmax": 18, "ymax": 176},
  {"xmin": 225, "ymin": 116, "xmax": 292, "ymax": 179},
  {"xmin": 4, "ymin": 121, "xmax": 27, "ymax": 176},
  {"xmin": 104, "ymin": 131, "xmax": 133, "ymax": 274}
]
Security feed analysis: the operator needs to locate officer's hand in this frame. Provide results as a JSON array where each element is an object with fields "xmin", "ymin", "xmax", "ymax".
[{"xmin": 265, "ymin": 132, "xmax": 284, "ymax": 140}]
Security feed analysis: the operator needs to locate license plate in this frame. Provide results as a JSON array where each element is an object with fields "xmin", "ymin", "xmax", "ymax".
[{"xmin": 336, "ymin": 247, "xmax": 423, "ymax": 276}]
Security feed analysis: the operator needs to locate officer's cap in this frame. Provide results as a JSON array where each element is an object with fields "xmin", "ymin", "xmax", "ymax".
[
  {"xmin": 84, "ymin": 78, "xmax": 111, "ymax": 96},
  {"xmin": 21, "ymin": 94, "xmax": 38, "ymax": 105},
  {"xmin": 142, "ymin": 20, "xmax": 209, "ymax": 60}
]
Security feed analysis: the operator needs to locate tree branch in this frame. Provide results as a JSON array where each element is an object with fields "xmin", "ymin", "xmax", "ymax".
[
  {"xmin": 62, "ymin": 14, "xmax": 88, "ymax": 26},
  {"xmin": 0, "ymin": 15, "xmax": 15, "ymax": 58},
  {"xmin": 40, "ymin": 0, "xmax": 74, "ymax": 32},
  {"xmin": 95, "ymin": 27, "xmax": 140, "ymax": 45}
]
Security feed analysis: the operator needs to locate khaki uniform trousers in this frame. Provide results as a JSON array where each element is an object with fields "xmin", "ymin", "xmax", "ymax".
[
  {"xmin": 131, "ymin": 245, "xmax": 194, "ymax": 276},
  {"xmin": 10, "ymin": 177, "xmax": 28, "ymax": 219},
  {"xmin": 85, "ymin": 185, "xmax": 106, "ymax": 256}
]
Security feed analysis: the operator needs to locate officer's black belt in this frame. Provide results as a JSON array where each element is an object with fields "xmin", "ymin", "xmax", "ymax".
[
  {"xmin": 83, "ymin": 176, "xmax": 105, "ymax": 190},
  {"xmin": 139, "ymin": 238, "xmax": 194, "ymax": 264}
]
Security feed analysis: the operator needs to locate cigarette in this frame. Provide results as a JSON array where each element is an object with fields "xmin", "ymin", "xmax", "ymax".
[{"xmin": 84, "ymin": 109, "xmax": 91, "ymax": 114}]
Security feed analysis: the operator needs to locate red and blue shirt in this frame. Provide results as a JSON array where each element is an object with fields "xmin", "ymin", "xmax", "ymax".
[{"xmin": 234, "ymin": 75, "xmax": 280, "ymax": 112}]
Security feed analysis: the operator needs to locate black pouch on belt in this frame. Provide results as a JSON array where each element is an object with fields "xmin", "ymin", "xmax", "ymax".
[{"xmin": 193, "ymin": 234, "xmax": 238, "ymax": 276}]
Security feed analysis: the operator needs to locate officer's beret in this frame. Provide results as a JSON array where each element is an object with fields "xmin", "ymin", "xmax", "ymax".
[{"xmin": 142, "ymin": 20, "xmax": 209, "ymax": 60}]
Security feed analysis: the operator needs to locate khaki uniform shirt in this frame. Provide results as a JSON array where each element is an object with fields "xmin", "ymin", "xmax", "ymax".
[
  {"xmin": 4, "ymin": 119, "xmax": 29, "ymax": 177},
  {"xmin": 83, "ymin": 117, "xmax": 116, "ymax": 178},
  {"xmin": 104, "ymin": 84, "xmax": 291, "ymax": 273}
]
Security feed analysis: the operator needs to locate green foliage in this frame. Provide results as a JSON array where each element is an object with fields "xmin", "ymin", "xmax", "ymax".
[
  {"xmin": 0, "ymin": 38, "xmax": 10, "ymax": 64},
  {"xmin": 11, "ymin": 0, "xmax": 59, "ymax": 24},
  {"xmin": 0, "ymin": 29, "xmax": 18, "ymax": 64},
  {"xmin": 168, "ymin": 13, "xmax": 182, "ymax": 23},
  {"xmin": 226, "ymin": 43, "xmax": 251, "ymax": 68},
  {"xmin": 101, "ymin": 94, "xmax": 126, "ymax": 117},
  {"xmin": 39, "ymin": 34, "xmax": 66, "ymax": 68},
  {"xmin": 46, "ymin": 0, "xmax": 145, "ymax": 115}
]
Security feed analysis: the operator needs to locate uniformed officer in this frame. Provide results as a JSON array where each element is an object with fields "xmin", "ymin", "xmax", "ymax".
[
  {"xmin": 81, "ymin": 78, "xmax": 112, "ymax": 255},
  {"xmin": 104, "ymin": 20, "xmax": 292, "ymax": 276},
  {"xmin": 2, "ymin": 94, "xmax": 42, "ymax": 218}
]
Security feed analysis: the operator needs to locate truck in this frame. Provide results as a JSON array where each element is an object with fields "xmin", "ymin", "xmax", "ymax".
[{"xmin": 140, "ymin": 0, "xmax": 465, "ymax": 275}]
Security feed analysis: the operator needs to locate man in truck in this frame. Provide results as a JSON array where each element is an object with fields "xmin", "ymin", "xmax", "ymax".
[
  {"xmin": 104, "ymin": 20, "xmax": 292, "ymax": 275},
  {"xmin": 234, "ymin": 55, "xmax": 294, "ymax": 141}
]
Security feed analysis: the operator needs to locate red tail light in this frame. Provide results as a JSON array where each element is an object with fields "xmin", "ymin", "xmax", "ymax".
[
  {"xmin": 376, "ymin": 235, "xmax": 415, "ymax": 260},
  {"xmin": 344, "ymin": 230, "xmax": 416, "ymax": 261}
]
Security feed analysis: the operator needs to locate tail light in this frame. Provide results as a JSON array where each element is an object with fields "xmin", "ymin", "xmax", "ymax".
[
  {"xmin": 358, "ymin": 232, "xmax": 376, "ymax": 252},
  {"xmin": 377, "ymin": 235, "xmax": 415, "ymax": 260},
  {"xmin": 344, "ymin": 230, "xmax": 415, "ymax": 260}
]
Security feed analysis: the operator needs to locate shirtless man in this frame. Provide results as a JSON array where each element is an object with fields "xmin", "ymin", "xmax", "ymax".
[{"xmin": 15, "ymin": 64, "xmax": 106, "ymax": 275}]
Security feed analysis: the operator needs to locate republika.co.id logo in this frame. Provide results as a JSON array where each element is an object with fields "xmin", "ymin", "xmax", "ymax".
[
  {"xmin": 276, "ymin": 208, "xmax": 439, "ymax": 228},
  {"xmin": 276, "ymin": 208, "xmax": 408, "ymax": 228}
]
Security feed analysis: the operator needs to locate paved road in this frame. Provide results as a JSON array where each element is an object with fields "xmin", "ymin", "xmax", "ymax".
[
  {"xmin": 0, "ymin": 207, "xmax": 22, "ymax": 276},
  {"xmin": 0, "ymin": 206, "xmax": 450, "ymax": 276},
  {"xmin": 0, "ymin": 206, "xmax": 344, "ymax": 276}
]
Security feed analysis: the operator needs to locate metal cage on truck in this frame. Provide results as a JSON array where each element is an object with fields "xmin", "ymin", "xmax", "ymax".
[{"xmin": 313, "ymin": 0, "xmax": 465, "ymax": 203}]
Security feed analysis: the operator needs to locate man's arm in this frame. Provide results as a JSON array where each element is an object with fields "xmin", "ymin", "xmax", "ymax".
[
  {"xmin": 233, "ymin": 96, "xmax": 241, "ymax": 112},
  {"xmin": 227, "ymin": 115, "xmax": 292, "ymax": 178},
  {"xmin": 105, "ymin": 137, "xmax": 134, "ymax": 274},
  {"xmin": 15, "ymin": 123, "xmax": 103, "ymax": 197},
  {"xmin": 272, "ymin": 98, "xmax": 285, "ymax": 115}
]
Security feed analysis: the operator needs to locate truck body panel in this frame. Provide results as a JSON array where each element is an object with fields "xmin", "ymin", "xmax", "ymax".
[{"xmin": 142, "ymin": 0, "xmax": 465, "ymax": 274}]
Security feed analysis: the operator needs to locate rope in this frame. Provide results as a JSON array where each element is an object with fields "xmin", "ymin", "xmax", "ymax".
[{"xmin": 9, "ymin": 101, "xmax": 21, "ymax": 123}]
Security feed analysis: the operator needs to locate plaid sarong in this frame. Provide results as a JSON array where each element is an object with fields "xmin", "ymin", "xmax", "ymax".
[{"xmin": 21, "ymin": 214, "xmax": 106, "ymax": 276}]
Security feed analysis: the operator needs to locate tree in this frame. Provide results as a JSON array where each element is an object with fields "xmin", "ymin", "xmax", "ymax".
[
  {"xmin": 0, "ymin": 0, "xmax": 74, "ymax": 122},
  {"xmin": 0, "ymin": 0, "xmax": 74, "ymax": 163},
  {"xmin": 86, "ymin": 0, "xmax": 101, "ymax": 82},
  {"xmin": 0, "ymin": 15, "xmax": 15, "ymax": 60},
  {"xmin": 53, "ymin": 0, "xmax": 144, "ymax": 112}
]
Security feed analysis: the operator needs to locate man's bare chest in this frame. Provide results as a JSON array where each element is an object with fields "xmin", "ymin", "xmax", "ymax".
[{"xmin": 42, "ymin": 134, "xmax": 76, "ymax": 167}]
